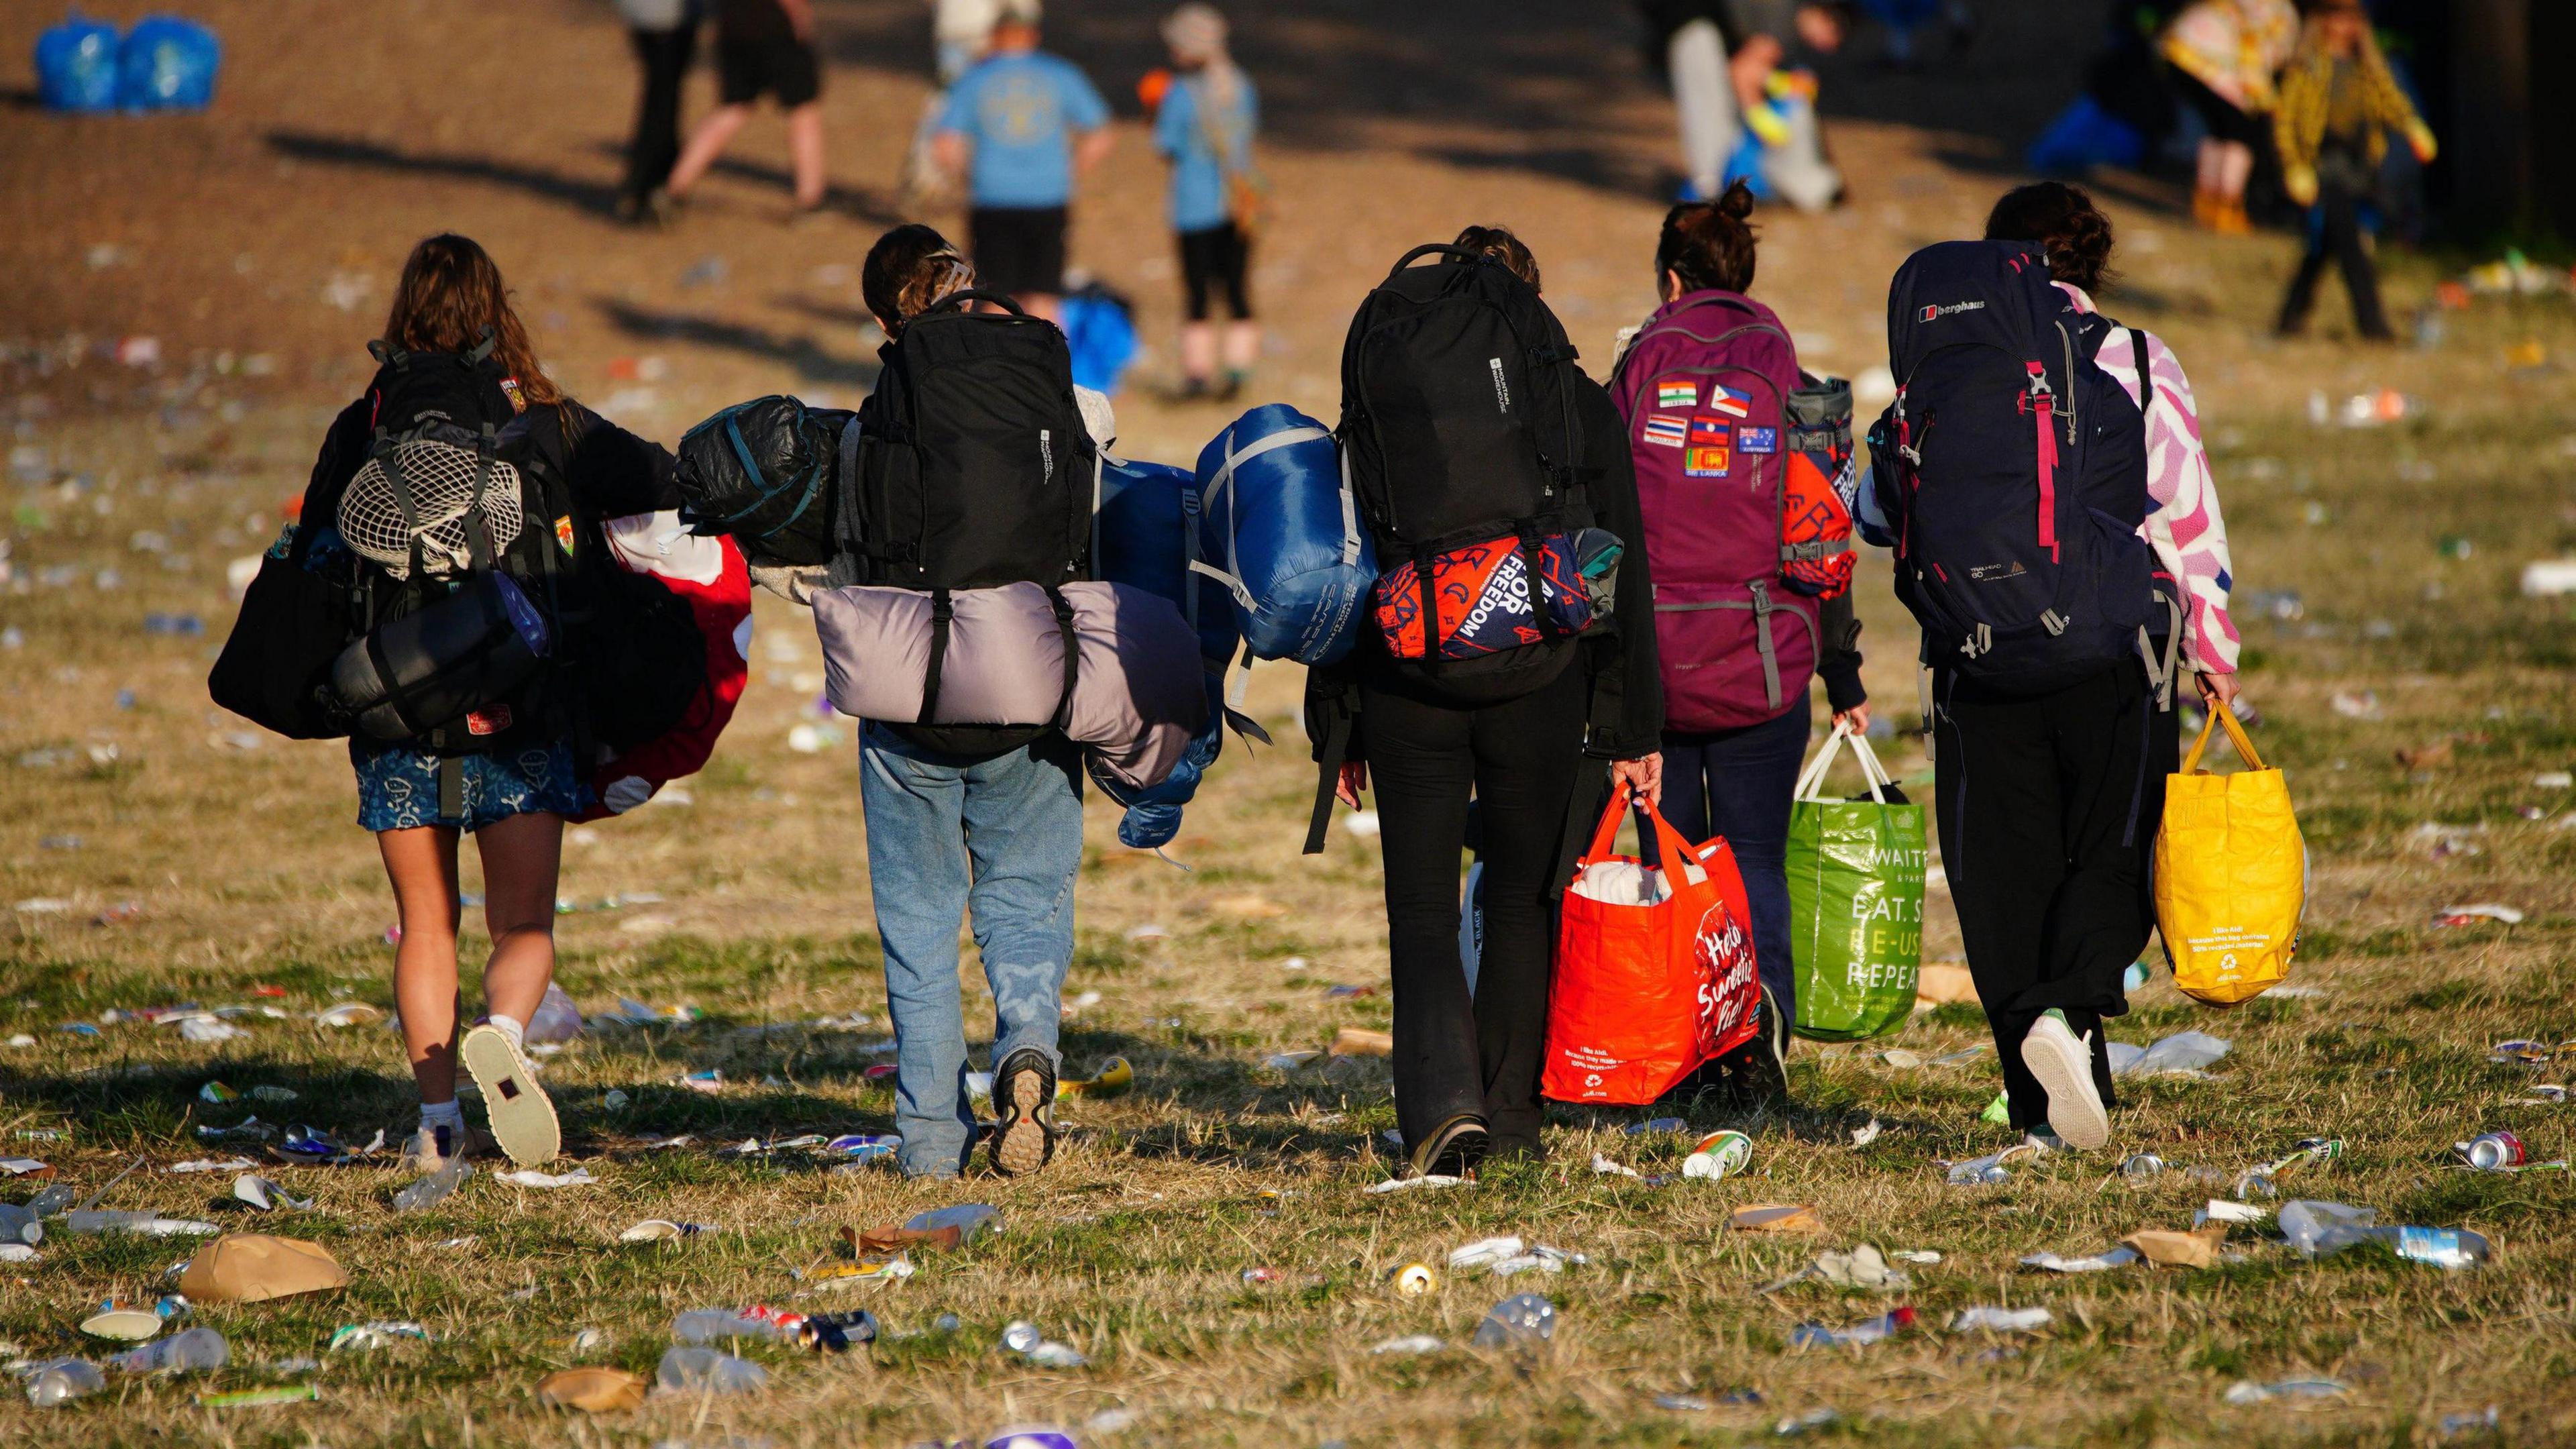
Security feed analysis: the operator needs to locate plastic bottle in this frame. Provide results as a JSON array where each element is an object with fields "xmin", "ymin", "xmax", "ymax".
[
  {"xmin": 1790, "ymin": 1307, "xmax": 1917, "ymax": 1348},
  {"xmin": 1470, "ymin": 1293, "xmax": 1556, "ymax": 1348},
  {"xmin": 25, "ymin": 1358, "xmax": 105, "ymax": 1407},
  {"xmin": 2279, "ymin": 1201, "xmax": 2489, "ymax": 1268},
  {"xmin": 0, "ymin": 1201, "xmax": 42, "ymax": 1245},
  {"xmin": 905, "ymin": 1203, "xmax": 1001, "ymax": 1243},
  {"xmin": 112, "ymin": 1327, "xmax": 230, "ymax": 1374},
  {"xmin": 524, "ymin": 982, "xmax": 584, "ymax": 1044},
  {"xmin": 654, "ymin": 1345, "xmax": 767, "ymax": 1393},
  {"xmin": 392, "ymin": 1159, "xmax": 472, "ymax": 1213},
  {"xmin": 672, "ymin": 1308, "xmax": 793, "ymax": 1344}
]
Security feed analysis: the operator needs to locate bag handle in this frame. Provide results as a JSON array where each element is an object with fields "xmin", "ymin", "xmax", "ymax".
[
  {"xmin": 919, "ymin": 288, "xmax": 1030, "ymax": 319},
  {"xmin": 1383, "ymin": 243, "xmax": 1486, "ymax": 281},
  {"xmin": 1577, "ymin": 782, "xmax": 1707, "ymax": 886},
  {"xmin": 1793, "ymin": 722, "xmax": 1892, "ymax": 804},
  {"xmin": 2181, "ymin": 704, "xmax": 2267, "ymax": 775}
]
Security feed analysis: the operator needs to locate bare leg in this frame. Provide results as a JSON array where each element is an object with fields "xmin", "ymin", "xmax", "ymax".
[
  {"xmin": 2215, "ymin": 140, "xmax": 2255, "ymax": 205},
  {"xmin": 380, "ymin": 826, "xmax": 465, "ymax": 1105},
  {"xmin": 785, "ymin": 101, "xmax": 826, "ymax": 211},
  {"xmin": 472, "ymin": 810, "xmax": 564, "ymax": 1026},
  {"xmin": 667, "ymin": 103, "xmax": 754, "ymax": 199},
  {"xmin": 1179, "ymin": 321, "xmax": 1218, "ymax": 385},
  {"xmin": 1222, "ymin": 319, "xmax": 1260, "ymax": 374},
  {"xmin": 2195, "ymin": 136, "xmax": 2224, "ymax": 196}
]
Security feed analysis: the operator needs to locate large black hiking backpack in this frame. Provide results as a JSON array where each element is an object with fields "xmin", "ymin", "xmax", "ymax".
[
  {"xmin": 1338, "ymin": 246, "xmax": 1601, "ymax": 702},
  {"xmin": 835, "ymin": 290, "xmax": 1098, "ymax": 755},
  {"xmin": 324, "ymin": 333, "xmax": 588, "ymax": 784},
  {"xmin": 1870, "ymin": 241, "xmax": 2153, "ymax": 696}
]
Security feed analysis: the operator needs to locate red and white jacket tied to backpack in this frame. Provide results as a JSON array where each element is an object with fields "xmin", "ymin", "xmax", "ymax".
[{"xmin": 579, "ymin": 512, "xmax": 751, "ymax": 819}]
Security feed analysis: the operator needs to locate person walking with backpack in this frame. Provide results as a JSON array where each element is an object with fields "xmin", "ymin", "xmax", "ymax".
[
  {"xmin": 1150, "ymin": 4, "xmax": 1262, "ymax": 402},
  {"xmin": 842, "ymin": 223, "xmax": 1098, "ymax": 1179},
  {"xmin": 612, "ymin": 0, "xmax": 702, "ymax": 225},
  {"xmin": 663, "ymin": 0, "xmax": 830, "ymax": 221},
  {"xmin": 932, "ymin": 0, "xmax": 1114, "ymax": 323},
  {"xmin": 1869, "ymin": 206, "xmax": 2225, "ymax": 1152},
  {"xmin": 2270, "ymin": 0, "xmax": 2435, "ymax": 341},
  {"xmin": 288, "ymin": 236, "xmax": 681, "ymax": 1175},
  {"xmin": 1611, "ymin": 181, "xmax": 1867, "ymax": 1107},
  {"xmin": 1308, "ymin": 227, "xmax": 1664, "ymax": 1179}
]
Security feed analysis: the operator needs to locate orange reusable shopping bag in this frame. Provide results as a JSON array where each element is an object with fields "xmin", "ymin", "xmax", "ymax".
[{"xmin": 1543, "ymin": 785, "xmax": 1762, "ymax": 1104}]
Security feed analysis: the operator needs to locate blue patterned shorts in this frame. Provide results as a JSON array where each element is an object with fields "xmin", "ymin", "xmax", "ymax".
[{"xmin": 351, "ymin": 737, "xmax": 591, "ymax": 833}]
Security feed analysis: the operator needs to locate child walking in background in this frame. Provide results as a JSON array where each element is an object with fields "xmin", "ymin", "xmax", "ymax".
[
  {"xmin": 1152, "ymin": 4, "xmax": 1263, "ymax": 401},
  {"xmin": 933, "ymin": 0, "xmax": 1114, "ymax": 322},
  {"xmin": 665, "ymin": 0, "xmax": 829, "ymax": 221},
  {"xmin": 2271, "ymin": 0, "xmax": 2435, "ymax": 341}
]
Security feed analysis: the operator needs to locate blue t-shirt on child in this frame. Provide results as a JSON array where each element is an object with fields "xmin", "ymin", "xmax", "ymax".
[
  {"xmin": 936, "ymin": 50, "xmax": 1112, "ymax": 210},
  {"xmin": 1152, "ymin": 72, "xmax": 1258, "ymax": 234}
]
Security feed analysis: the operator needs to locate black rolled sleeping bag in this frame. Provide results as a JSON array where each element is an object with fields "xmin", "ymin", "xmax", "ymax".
[
  {"xmin": 675, "ymin": 395, "xmax": 854, "ymax": 567},
  {"xmin": 329, "ymin": 572, "xmax": 553, "ymax": 741}
]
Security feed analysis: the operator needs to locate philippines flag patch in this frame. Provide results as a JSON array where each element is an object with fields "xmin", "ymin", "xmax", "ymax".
[
  {"xmin": 1641, "ymin": 413, "xmax": 1688, "ymax": 449},
  {"xmin": 1656, "ymin": 378, "xmax": 1697, "ymax": 410},
  {"xmin": 1706, "ymin": 382, "xmax": 1753, "ymax": 418}
]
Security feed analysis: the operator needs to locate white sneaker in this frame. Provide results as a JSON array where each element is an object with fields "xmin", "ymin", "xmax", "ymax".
[
  {"xmin": 2021, "ymin": 1013, "xmax": 2110, "ymax": 1150},
  {"xmin": 2023, "ymin": 1128, "xmax": 2069, "ymax": 1155},
  {"xmin": 460, "ymin": 1022, "xmax": 561, "ymax": 1166}
]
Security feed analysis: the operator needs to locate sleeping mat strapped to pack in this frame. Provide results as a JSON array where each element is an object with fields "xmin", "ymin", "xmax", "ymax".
[{"xmin": 1193, "ymin": 405, "xmax": 1373, "ymax": 665}]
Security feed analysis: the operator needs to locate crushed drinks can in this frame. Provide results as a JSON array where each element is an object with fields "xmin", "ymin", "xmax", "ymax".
[
  {"xmin": 1391, "ymin": 1262, "xmax": 1437, "ymax": 1297},
  {"xmin": 2120, "ymin": 1152, "xmax": 2166, "ymax": 1179},
  {"xmin": 1683, "ymin": 1130, "xmax": 1752, "ymax": 1180},
  {"xmin": 2459, "ymin": 1132, "xmax": 2526, "ymax": 1171}
]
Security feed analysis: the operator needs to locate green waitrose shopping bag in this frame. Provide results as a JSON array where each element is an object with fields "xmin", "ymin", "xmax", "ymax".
[{"xmin": 1786, "ymin": 724, "xmax": 1927, "ymax": 1041}]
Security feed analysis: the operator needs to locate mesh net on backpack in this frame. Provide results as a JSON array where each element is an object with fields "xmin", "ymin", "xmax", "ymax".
[{"xmin": 337, "ymin": 440, "xmax": 525, "ymax": 581}]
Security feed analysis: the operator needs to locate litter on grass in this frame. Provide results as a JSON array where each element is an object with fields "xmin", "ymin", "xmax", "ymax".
[
  {"xmin": 1791, "ymin": 1307, "xmax": 1914, "ymax": 1349},
  {"xmin": 1372, "ymin": 1334, "xmax": 1446, "ymax": 1356},
  {"xmin": 328, "ymin": 1321, "xmax": 430, "ymax": 1352},
  {"xmin": 1758, "ymin": 1244, "xmax": 1911, "ymax": 1294},
  {"xmin": 2107, "ymin": 1031, "xmax": 2231, "ymax": 1077},
  {"xmin": 1730, "ymin": 1203, "xmax": 1823, "ymax": 1234},
  {"xmin": 2226, "ymin": 1379, "xmax": 2349, "ymax": 1405},
  {"xmin": 619, "ymin": 1220, "xmax": 714, "ymax": 1242},
  {"xmin": 2021, "ymin": 1245, "xmax": 2141, "ymax": 1273},
  {"xmin": 1470, "ymin": 1293, "xmax": 1556, "ymax": 1348},
  {"xmin": 1363, "ymin": 1174, "xmax": 1466, "ymax": 1195},
  {"xmin": 231, "ymin": 1175, "xmax": 311, "ymax": 1212},
  {"xmin": 2434, "ymin": 903, "xmax": 2525, "ymax": 926},
  {"xmin": 1001, "ymin": 1321, "xmax": 1088, "ymax": 1367},
  {"xmin": 496, "ymin": 1168, "xmax": 596, "ymax": 1189},
  {"xmin": 1949, "ymin": 1307, "xmax": 2052, "ymax": 1333},
  {"xmin": 536, "ymin": 1366, "xmax": 647, "ymax": 1413}
]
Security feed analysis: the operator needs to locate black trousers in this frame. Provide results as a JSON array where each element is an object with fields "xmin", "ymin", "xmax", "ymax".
[
  {"xmin": 1362, "ymin": 659, "xmax": 1589, "ymax": 1157},
  {"xmin": 624, "ymin": 23, "xmax": 699, "ymax": 204},
  {"xmin": 1933, "ymin": 661, "xmax": 2154, "ymax": 1132},
  {"xmin": 2279, "ymin": 165, "xmax": 2392, "ymax": 340}
]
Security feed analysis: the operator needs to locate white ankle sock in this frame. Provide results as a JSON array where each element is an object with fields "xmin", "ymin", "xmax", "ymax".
[
  {"xmin": 485, "ymin": 1014, "xmax": 526, "ymax": 1049},
  {"xmin": 420, "ymin": 1099, "xmax": 466, "ymax": 1132}
]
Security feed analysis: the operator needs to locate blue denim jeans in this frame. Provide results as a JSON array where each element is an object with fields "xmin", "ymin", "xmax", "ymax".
[
  {"xmin": 859, "ymin": 725, "xmax": 1084, "ymax": 1177},
  {"xmin": 1660, "ymin": 691, "xmax": 1814, "ymax": 1028}
]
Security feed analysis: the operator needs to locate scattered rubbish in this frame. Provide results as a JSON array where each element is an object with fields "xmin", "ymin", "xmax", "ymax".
[
  {"xmin": 655, "ymin": 1345, "xmax": 767, "ymax": 1394},
  {"xmin": 906, "ymin": 1202, "xmax": 1001, "ymax": 1244},
  {"xmin": 2226, "ymin": 1379, "xmax": 2349, "ymax": 1405},
  {"xmin": 1263, "ymin": 1051, "xmax": 1321, "ymax": 1071},
  {"xmin": 2121, "ymin": 1152, "xmax": 2167, "ymax": 1179},
  {"xmin": 80, "ymin": 1301, "xmax": 168, "ymax": 1341},
  {"xmin": 602, "ymin": 1089, "xmax": 631, "ymax": 1110},
  {"xmin": 2124, "ymin": 1225, "xmax": 2229, "ymax": 1269},
  {"xmin": 178, "ymin": 1234, "xmax": 347, "ymax": 1303},
  {"xmin": 2457, "ymin": 1132, "xmax": 2526, "ymax": 1171},
  {"xmin": 1890, "ymin": 1249, "xmax": 1941, "ymax": 1265},
  {"xmin": 2434, "ymin": 904, "xmax": 2524, "ymax": 927},
  {"xmin": 179, "ymin": 1016, "xmax": 242, "ymax": 1043},
  {"xmin": 1059, "ymin": 1057, "xmax": 1134, "ymax": 1100},
  {"xmin": 620, "ymin": 1220, "xmax": 714, "ymax": 1243},
  {"xmin": 496, "ymin": 1168, "xmax": 596, "ymax": 1189},
  {"xmin": 1241, "ymin": 1267, "xmax": 1282, "ymax": 1285},
  {"xmin": 24, "ymin": 1357, "xmax": 105, "ymax": 1407},
  {"xmin": 1729, "ymin": 1203, "xmax": 1823, "ymax": 1234},
  {"xmin": 1470, "ymin": 1293, "xmax": 1557, "ymax": 1349},
  {"xmin": 676, "ymin": 1070, "xmax": 724, "ymax": 1093},
  {"xmin": 231, "ymin": 1175, "xmax": 311, "ymax": 1212},
  {"xmin": 168, "ymin": 1157, "xmax": 258, "ymax": 1175},
  {"xmin": 2200, "ymin": 1199, "xmax": 2271, "ymax": 1226},
  {"xmin": 1331, "ymin": 1027, "xmax": 1394, "ymax": 1057},
  {"xmin": 1849, "ymin": 1118, "xmax": 1882, "ymax": 1148},
  {"xmin": 328, "ymin": 1321, "xmax": 430, "ymax": 1352},
  {"xmin": 2279, "ymin": 1199, "xmax": 2490, "ymax": 1268},
  {"xmin": 673, "ymin": 1307, "xmax": 802, "ymax": 1344},
  {"xmin": 197, "ymin": 1384, "xmax": 319, "ymax": 1408},
  {"xmin": 1624, "ymin": 1116, "xmax": 1688, "ymax": 1135},
  {"xmin": 2489, "ymin": 1040, "xmax": 2565, "ymax": 1065},
  {"xmin": 1792, "ymin": 1307, "xmax": 1915, "ymax": 1350},
  {"xmin": 62, "ymin": 1211, "xmax": 219, "ymax": 1237},
  {"xmin": 537, "ymin": 1366, "xmax": 649, "ymax": 1413},
  {"xmin": 1391, "ymin": 1263, "xmax": 1437, "ymax": 1296},
  {"xmin": 1685, "ymin": 1130, "xmax": 1754, "ymax": 1179},
  {"xmin": 1759, "ymin": 1244, "xmax": 1910, "ymax": 1294},
  {"xmin": 1372, "ymin": 1334, "xmax": 1446, "ymax": 1356},
  {"xmin": 2107, "ymin": 1031, "xmax": 2231, "ymax": 1077},
  {"xmin": 2439, "ymin": 1407, "xmax": 2500, "ymax": 1437},
  {"xmin": 2520, "ymin": 561, "xmax": 2576, "ymax": 598},
  {"xmin": 1589, "ymin": 1152, "xmax": 1642, "ymax": 1179},
  {"xmin": 2330, "ymin": 690, "xmax": 2382, "ymax": 720},
  {"xmin": 2022, "ymin": 1245, "xmax": 2141, "ymax": 1273},
  {"xmin": 1949, "ymin": 1307, "xmax": 2051, "ymax": 1333},
  {"xmin": 392, "ymin": 1160, "xmax": 472, "ymax": 1213},
  {"xmin": 1000, "ymin": 1321, "xmax": 1089, "ymax": 1367},
  {"xmin": 1448, "ymin": 1236, "xmax": 1527, "ymax": 1271},
  {"xmin": 315, "ymin": 1003, "xmax": 384, "ymax": 1028},
  {"xmin": 1942, "ymin": 1143, "xmax": 2034, "ymax": 1186},
  {"xmin": 110, "ymin": 1326, "xmax": 228, "ymax": 1373},
  {"xmin": 1776, "ymin": 1407, "xmax": 1842, "ymax": 1436}
]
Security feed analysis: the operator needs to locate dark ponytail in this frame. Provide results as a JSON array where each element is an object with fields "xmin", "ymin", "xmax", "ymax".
[
  {"xmin": 1452, "ymin": 224, "xmax": 1541, "ymax": 292},
  {"xmin": 1655, "ymin": 179, "xmax": 1760, "ymax": 297},
  {"xmin": 1983, "ymin": 182, "xmax": 2117, "ymax": 294}
]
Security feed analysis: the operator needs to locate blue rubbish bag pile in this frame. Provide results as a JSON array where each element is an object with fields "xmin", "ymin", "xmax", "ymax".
[{"xmin": 36, "ymin": 11, "xmax": 221, "ymax": 115}]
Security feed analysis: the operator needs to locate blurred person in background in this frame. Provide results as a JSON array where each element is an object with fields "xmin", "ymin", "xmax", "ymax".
[
  {"xmin": 664, "ymin": 0, "xmax": 829, "ymax": 222},
  {"xmin": 614, "ymin": 0, "xmax": 702, "ymax": 225},
  {"xmin": 906, "ymin": 0, "xmax": 1002, "ymax": 205},
  {"xmin": 2159, "ymin": 0, "xmax": 2299, "ymax": 235},
  {"xmin": 2271, "ymin": 0, "xmax": 2434, "ymax": 341},
  {"xmin": 933, "ymin": 0, "xmax": 1114, "ymax": 323},
  {"xmin": 1151, "ymin": 4, "xmax": 1263, "ymax": 401},
  {"xmin": 1638, "ymin": 1, "xmax": 1846, "ymax": 211}
]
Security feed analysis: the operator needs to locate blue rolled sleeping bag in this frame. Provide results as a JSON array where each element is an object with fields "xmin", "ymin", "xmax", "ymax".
[
  {"xmin": 1193, "ymin": 405, "xmax": 1373, "ymax": 666},
  {"xmin": 1089, "ymin": 455, "xmax": 1242, "ymax": 849}
]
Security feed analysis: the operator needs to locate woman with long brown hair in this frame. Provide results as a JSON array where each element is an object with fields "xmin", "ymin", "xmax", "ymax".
[{"xmin": 295, "ymin": 235, "xmax": 677, "ymax": 1175}]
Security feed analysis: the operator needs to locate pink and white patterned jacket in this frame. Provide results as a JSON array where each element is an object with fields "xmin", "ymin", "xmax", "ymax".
[{"xmin": 2060, "ymin": 283, "xmax": 2240, "ymax": 676}]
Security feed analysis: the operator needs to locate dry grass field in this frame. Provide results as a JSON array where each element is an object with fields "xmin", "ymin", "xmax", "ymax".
[{"xmin": 2, "ymin": 1, "xmax": 2574, "ymax": 1444}]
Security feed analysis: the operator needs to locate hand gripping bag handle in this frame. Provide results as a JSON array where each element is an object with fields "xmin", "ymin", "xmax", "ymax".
[
  {"xmin": 2180, "ymin": 704, "xmax": 2267, "ymax": 775},
  {"xmin": 1577, "ymin": 781, "xmax": 1708, "ymax": 889},
  {"xmin": 1792, "ymin": 721, "xmax": 1894, "ymax": 805}
]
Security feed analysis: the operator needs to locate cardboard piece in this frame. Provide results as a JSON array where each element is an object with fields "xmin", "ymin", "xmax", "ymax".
[
  {"xmin": 846, "ymin": 1223, "xmax": 962, "ymax": 1257},
  {"xmin": 1331, "ymin": 1027, "xmax": 1394, "ymax": 1057},
  {"xmin": 1915, "ymin": 963, "xmax": 1979, "ymax": 1006},
  {"xmin": 1730, "ymin": 1203, "xmax": 1825, "ymax": 1234},
  {"xmin": 176, "ymin": 1234, "xmax": 347, "ymax": 1303},
  {"xmin": 2124, "ymin": 1224, "xmax": 2228, "ymax": 1269},
  {"xmin": 537, "ymin": 1366, "xmax": 647, "ymax": 1413}
]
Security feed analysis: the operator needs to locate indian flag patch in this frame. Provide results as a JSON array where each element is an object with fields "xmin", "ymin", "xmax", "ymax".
[
  {"xmin": 1641, "ymin": 413, "xmax": 1688, "ymax": 449},
  {"xmin": 1656, "ymin": 378, "xmax": 1697, "ymax": 410}
]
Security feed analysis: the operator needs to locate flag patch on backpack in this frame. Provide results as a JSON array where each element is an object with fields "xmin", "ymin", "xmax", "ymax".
[
  {"xmin": 1684, "ymin": 417, "xmax": 1733, "ymax": 478},
  {"xmin": 1656, "ymin": 378, "xmax": 1697, "ymax": 409},
  {"xmin": 1739, "ymin": 426, "xmax": 1778, "ymax": 454},
  {"xmin": 1641, "ymin": 413, "xmax": 1688, "ymax": 449},
  {"xmin": 1705, "ymin": 382, "xmax": 1753, "ymax": 418}
]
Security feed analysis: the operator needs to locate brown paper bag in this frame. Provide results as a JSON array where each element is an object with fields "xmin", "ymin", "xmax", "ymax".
[
  {"xmin": 1330, "ymin": 1027, "xmax": 1393, "ymax": 1057},
  {"xmin": 537, "ymin": 1367, "xmax": 647, "ymax": 1412},
  {"xmin": 1915, "ymin": 963, "xmax": 1979, "ymax": 1006},
  {"xmin": 1730, "ymin": 1203, "xmax": 1825, "ymax": 1234},
  {"xmin": 2123, "ymin": 1224, "xmax": 2227, "ymax": 1269},
  {"xmin": 177, "ymin": 1234, "xmax": 347, "ymax": 1303}
]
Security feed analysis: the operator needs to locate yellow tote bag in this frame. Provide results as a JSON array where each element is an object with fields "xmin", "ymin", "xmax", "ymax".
[{"xmin": 2155, "ymin": 707, "xmax": 2306, "ymax": 1006}]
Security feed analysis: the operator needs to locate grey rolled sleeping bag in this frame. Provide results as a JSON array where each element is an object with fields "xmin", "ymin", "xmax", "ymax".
[{"xmin": 812, "ymin": 581, "xmax": 1208, "ymax": 790}]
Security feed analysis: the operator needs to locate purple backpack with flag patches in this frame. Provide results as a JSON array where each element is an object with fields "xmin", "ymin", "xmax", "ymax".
[{"xmin": 1612, "ymin": 289, "xmax": 1817, "ymax": 732}]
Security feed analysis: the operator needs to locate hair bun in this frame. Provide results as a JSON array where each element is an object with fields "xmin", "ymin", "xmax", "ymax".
[{"xmin": 1715, "ymin": 178, "xmax": 1756, "ymax": 223}]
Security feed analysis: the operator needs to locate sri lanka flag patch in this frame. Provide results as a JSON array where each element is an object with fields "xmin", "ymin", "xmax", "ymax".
[{"xmin": 1656, "ymin": 378, "xmax": 1697, "ymax": 410}]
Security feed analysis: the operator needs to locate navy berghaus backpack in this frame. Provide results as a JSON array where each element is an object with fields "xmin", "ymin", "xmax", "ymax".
[{"xmin": 1870, "ymin": 241, "xmax": 2152, "ymax": 696}]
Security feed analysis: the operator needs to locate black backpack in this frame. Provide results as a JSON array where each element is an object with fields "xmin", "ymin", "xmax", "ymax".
[
  {"xmin": 1870, "ymin": 241, "xmax": 2152, "ymax": 696},
  {"xmin": 1338, "ymin": 246, "xmax": 1597, "ymax": 699},
  {"xmin": 835, "ymin": 290, "xmax": 1097, "ymax": 755}
]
